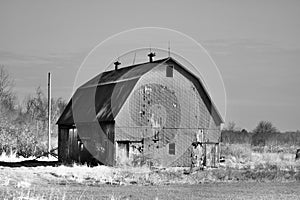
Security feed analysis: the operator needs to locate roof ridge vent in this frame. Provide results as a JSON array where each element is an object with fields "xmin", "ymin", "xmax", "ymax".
[
  {"xmin": 147, "ymin": 52, "xmax": 156, "ymax": 63},
  {"xmin": 114, "ymin": 60, "xmax": 121, "ymax": 70}
]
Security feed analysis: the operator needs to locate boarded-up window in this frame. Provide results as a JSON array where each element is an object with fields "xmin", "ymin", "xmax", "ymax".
[
  {"xmin": 169, "ymin": 143, "xmax": 175, "ymax": 155},
  {"xmin": 166, "ymin": 65, "xmax": 173, "ymax": 77}
]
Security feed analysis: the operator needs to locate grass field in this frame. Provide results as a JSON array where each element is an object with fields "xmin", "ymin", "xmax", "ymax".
[
  {"xmin": 0, "ymin": 164, "xmax": 299, "ymax": 200},
  {"xmin": 0, "ymin": 144, "xmax": 299, "ymax": 199},
  {"xmin": 1, "ymin": 181, "xmax": 300, "ymax": 200}
]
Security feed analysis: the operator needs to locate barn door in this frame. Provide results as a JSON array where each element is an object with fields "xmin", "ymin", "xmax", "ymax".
[
  {"xmin": 204, "ymin": 143, "xmax": 218, "ymax": 168},
  {"xmin": 116, "ymin": 141, "xmax": 129, "ymax": 164},
  {"xmin": 58, "ymin": 127, "xmax": 69, "ymax": 162},
  {"xmin": 68, "ymin": 128, "xmax": 78, "ymax": 161}
]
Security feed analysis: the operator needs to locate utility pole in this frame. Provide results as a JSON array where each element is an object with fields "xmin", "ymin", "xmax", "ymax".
[{"xmin": 48, "ymin": 72, "xmax": 51, "ymax": 155}]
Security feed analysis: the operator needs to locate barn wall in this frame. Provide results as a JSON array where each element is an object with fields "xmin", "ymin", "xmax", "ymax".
[
  {"xmin": 58, "ymin": 125, "xmax": 78, "ymax": 163},
  {"xmin": 114, "ymin": 62, "xmax": 221, "ymax": 167},
  {"xmin": 58, "ymin": 126, "xmax": 68, "ymax": 162},
  {"xmin": 75, "ymin": 122, "xmax": 115, "ymax": 166},
  {"xmin": 58, "ymin": 122, "xmax": 115, "ymax": 166}
]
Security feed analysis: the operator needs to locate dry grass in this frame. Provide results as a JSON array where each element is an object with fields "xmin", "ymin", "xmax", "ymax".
[
  {"xmin": 219, "ymin": 144, "xmax": 300, "ymax": 182},
  {"xmin": 0, "ymin": 145, "xmax": 300, "ymax": 199},
  {"xmin": 0, "ymin": 145, "xmax": 299, "ymax": 187},
  {"xmin": 1, "ymin": 179, "xmax": 300, "ymax": 199},
  {"xmin": 0, "ymin": 151, "xmax": 57, "ymax": 162},
  {"xmin": 221, "ymin": 144, "xmax": 300, "ymax": 170},
  {"xmin": 0, "ymin": 151, "xmax": 34, "ymax": 162}
]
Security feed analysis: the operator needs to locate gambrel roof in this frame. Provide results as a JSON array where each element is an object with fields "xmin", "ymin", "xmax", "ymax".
[{"xmin": 56, "ymin": 57, "xmax": 223, "ymax": 125}]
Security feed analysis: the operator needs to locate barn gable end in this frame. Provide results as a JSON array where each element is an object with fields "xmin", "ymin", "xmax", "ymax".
[{"xmin": 114, "ymin": 58, "xmax": 222, "ymax": 167}]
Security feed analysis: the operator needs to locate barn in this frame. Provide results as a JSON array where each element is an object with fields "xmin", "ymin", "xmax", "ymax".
[{"xmin": 56, "ymin": 54, "xmax": 223, "ymax": 167}]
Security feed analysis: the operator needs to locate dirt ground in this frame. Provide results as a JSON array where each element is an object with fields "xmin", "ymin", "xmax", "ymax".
[{"xmin": 1, "ymin": 182, "xmax": 300, "ymax": 200}]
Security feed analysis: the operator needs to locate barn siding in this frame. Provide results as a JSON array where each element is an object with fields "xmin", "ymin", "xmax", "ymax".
[
  {"xmin": 58, "ymin": 126, "xmax": 69, "ymax": 162},
  {"xmin": 58, "ymin": 125, "xmax": 78, "ymax": 163},
  {"xmin": 114, "ymin": 62, "xmax": 221, "ymax": 167},
  {"xmin": 75, "ymin": 122, "xmax": 115, "ymax": 166},
  {"xmin": 58, "ymin": 122, "xmax": 115, "ymax": 166}
]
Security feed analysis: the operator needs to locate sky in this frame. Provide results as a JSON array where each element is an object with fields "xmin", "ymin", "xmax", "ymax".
[{"xmin": 0, "ymin": 0, "xmax": 299, "ymax": 131}]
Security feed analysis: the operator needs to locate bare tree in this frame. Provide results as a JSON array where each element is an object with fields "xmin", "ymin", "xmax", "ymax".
[
  {"xmin": 224, "ymin": 121, "xmax": 242, "ymax": 132},
  {"xmin": 226, "ymin": 121, "xmax": 236, "ymax": 131},
  {"xmin": 0, "ymin": 68, "xmax": 67, "ymax": 156},
  {"xmin": 24, "ymin": 86, "xmax": 48, "ymax": 122},
  {"xmin": 23, "ymin": 86, "xmax": 67, "ymax": 133},
  {"xmin": 253, "ymin": 121, "xmax": 277, "ymax": 134},
  {"xmin": 0, "ymin": 65, "xmax": 16, "ymax": 111},
  {"xmin": 51, "ymin": 97, "xmax": 67, "ymax": 122}
]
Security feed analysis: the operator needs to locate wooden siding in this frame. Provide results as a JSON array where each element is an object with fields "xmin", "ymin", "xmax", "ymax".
[
  {"xmin": 114, "ymin": 62, "xmax": 221, "ymax": 167},
  {"xmin": 75, "ymin": 122, "xmax": 115, "ymax": 166},
  {"xmin": 58, "ymin": 122, "xmax": 115, "ymax": 166},
  {"xmin": 58, "ymin": 126, "xmax": 79, "ymax": 163}
]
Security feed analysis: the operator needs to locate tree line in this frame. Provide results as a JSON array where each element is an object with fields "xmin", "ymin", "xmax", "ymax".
[
  {"xmin": 221, "ymin": 120, "xmax": 300, "ymax": 148},
  {"xmin": 0, "ymin": 66, "xmax": 67, "ymax": 157}
]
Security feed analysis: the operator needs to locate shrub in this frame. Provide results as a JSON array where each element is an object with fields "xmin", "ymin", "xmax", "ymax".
[
  {"xmin": 221, "ymin": 130, "xmax": 300, "ymax": 148},
  {"xmin": 0, "ymin": 123, "xmax": 48, "ymax": 158},
  {"xmin": 221, "ymin": 144, "xmax": 252, "ymax": 161},
  {"xmin": 221, "ymin": 130, "xmax": 252, "ymax": 144},
  {"xmin": 0, "ymin": 66, "xmax": 65, "ymax": 159},
  {"xmin": 253, "ymin": 121, "xmax": 278, "ymax": 134}
]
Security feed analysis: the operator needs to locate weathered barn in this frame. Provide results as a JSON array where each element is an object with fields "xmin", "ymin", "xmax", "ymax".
[{"xmin": 57, "ymin": 55, "xmax": 223, "ymax": 167}]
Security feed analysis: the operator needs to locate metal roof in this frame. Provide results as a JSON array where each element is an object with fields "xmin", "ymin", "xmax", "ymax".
[{"xmin": 56, "ymin": 57, "xmax": 223, "ymax": 125}]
